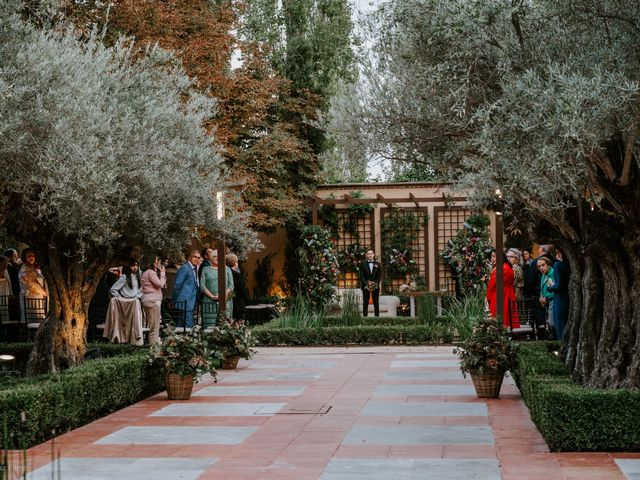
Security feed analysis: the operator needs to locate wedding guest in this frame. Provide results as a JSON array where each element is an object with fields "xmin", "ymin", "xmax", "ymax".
[
  {"xmin": 141, "ymin": 256, "xmax": 166, "ymax": 344},
  {"xmin": 201, "ymin": 250, "xmax": 234, "ymax": 325},
  {"xmin": 104, "ymin": 258, "xmax": 143, "ymax": 345},
  {"xmin": 538, "ymin": 256, "xmax": 555, "ymax": 333},
  {"xmin": 358, "ymin": 249, "xmax": 381, "ymax": 317},
  {"xmin": 172, "ymin": 251, "xmax": 202, "ymax": 328},
  {"xmin": 486, "ymin": 250, "xmax": 519, "ymax": 328},
  {"xmin": 2, "ymin": 248, "xmax": 20, "ymax": 296},
  {"xmin": 227, "ymin": 253, "xmax": 248, "ymax": 321},
  {"xmin": 19, "ymin": 248, "xmax": 48, "ymax": 322},
  {"xmin": 506, "ymin": 248, "xmax": 525, "ymax": 299}
]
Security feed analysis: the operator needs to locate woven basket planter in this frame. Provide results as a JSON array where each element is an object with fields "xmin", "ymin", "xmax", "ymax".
[
  {"xmin": 221, "ymin": 356, "xmax": 240, "ymax": 370},
  {"xmin": 165, "ymin": 373, "xmax": 194, "ymax": 400},
  {"xmin": 470, "ymin": 369, "xmax": 505, "ymax": 398}
]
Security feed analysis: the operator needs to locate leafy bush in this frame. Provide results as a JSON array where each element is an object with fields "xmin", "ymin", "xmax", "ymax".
[
  {"xmin": 340, "ymin": 289, "xmax": 361, "ymax": 326},
  {"xmin": 0, "ymin": 353, "xmax": 163, "ymax": 449},
  {"xmin": 514, "ymin": 342, "xmax": 640, "ymax": 451},
  {"xmin": 455, "ymin": 317, "xmax": 518, "ymax": 375},
  {"xmin": 268, "ymin": 295, "xmax": 325, "ymax": 329},
  {"xmin": 205, "ymin": 319, "xmax": 256, "ymax": 360},
  {"xmin": 443, "ymin": 291, "xmax": 485, "ymax": 340}
]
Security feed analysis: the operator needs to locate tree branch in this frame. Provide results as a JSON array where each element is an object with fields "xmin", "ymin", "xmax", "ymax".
[
  {"xmin": 588, "ymin": 147, "xmax": 617, "ymax": 182},
  {"xmin": 619, "ymin": 114, "xmax": 639, "ymax": 186}
]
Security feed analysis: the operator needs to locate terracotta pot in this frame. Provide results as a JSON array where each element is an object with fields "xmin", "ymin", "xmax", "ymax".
[
  {"xmin": 221, "ymin": 356, "xmax": 240, "ymax": 370},
  {"xmin": 165, "ymin": 373, "xmax": 194, "ymax": 400},
  {"xmin": 470, "ymin": 369, "xmax": 505, "ymax": 398}
]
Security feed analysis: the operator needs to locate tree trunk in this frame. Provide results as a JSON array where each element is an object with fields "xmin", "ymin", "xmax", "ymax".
[
  {"xmin": 26, "ymin": 250, "xmax": 105, "ymax": 375},
  {"xmin": 563, "ymin": 225, "xmax": 640, "ymax": 388}
]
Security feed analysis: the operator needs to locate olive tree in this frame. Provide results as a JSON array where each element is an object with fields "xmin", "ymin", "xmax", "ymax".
[
  {"xmin": 0, "ymin": 2, "xmax": 252, "ymax": 373},
  {"xmin": 331, "ymin": 0, "xmax": 640, "ymax": 388}
]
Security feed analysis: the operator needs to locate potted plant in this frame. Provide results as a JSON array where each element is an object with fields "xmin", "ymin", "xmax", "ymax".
[
  {"xmin": 206, "ymin": 318, "xmax": 256, "ymax": 369},
  {"xmin": 454, "ymin": 317, "xmax": 518, "ymax": 398},
  {"xmin": 148, "ymin": 325, "xmax": 216, "ymax": 400}
]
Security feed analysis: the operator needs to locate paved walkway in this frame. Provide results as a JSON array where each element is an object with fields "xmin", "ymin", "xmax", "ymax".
[{"xmin": 15, "ymin": 346, "xmax": 640, "ymax": 479}]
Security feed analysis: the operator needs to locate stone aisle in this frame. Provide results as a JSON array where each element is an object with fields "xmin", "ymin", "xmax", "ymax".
[{"xmin": 17, "ymin": 346, "xmax": 640, "ymax": 480}]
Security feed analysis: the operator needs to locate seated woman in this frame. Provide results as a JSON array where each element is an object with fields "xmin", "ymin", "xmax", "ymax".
[
  {"xmin": 141, "ymin": 256, "xmax": 165, "ymax": 344},
  {"xmin": 200, "ymin": 251, "xmax": 234, "ymax": 327},
  {"xmin": 104, "ymin": 258, "xmax": 143, "ymax": 345}
]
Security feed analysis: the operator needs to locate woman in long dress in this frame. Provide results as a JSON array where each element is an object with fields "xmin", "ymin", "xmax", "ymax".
[
  {"xmin": 141, "ymin": 256, "xmax": 165, "ymax": 344},
  {"xmin": 18, "ymin": 248, "xmax": 48, "ymax": 323},
  {"xmin": 486, "ymin": 251, "xmax": 519, "ymax": 328},
  {"xmin": 201, "ymin": 252, "xmax": 234, "ymax": 327},
  {"xmin": 105, "ymin": 258, "xmax": 143, "ymax": 345}
]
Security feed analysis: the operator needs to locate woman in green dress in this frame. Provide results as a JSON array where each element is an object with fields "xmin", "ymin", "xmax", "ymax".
[{"xmin": 200, "ymin": 251, "xmax": 234, "ymax": 327}]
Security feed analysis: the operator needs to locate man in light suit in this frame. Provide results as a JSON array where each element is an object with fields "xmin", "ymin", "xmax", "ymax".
[
  {"xmin": 358, "ymin": 248, "xmax": 382, "ymax": 317},
  {"xmin": 172, "ymin": 251, "xmax": 202, "ymax": 328}
]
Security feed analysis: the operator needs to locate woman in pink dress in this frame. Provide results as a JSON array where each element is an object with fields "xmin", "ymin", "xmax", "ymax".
[{"xmin": 486, "ymin": 251, "xmax": 519, "ymax": 328}]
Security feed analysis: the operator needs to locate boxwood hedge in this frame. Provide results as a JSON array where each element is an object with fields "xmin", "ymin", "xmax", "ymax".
[
  {"xmin": 514, "ymin": 342, "xmax": 640, "ymax": 451},
  {"xmin": 1, "ymin": 352, "xmax": 163, "ymax": 449},
  {"xmin": 252, "ymin": 324, "xmax": 454, "ymax": 346}
]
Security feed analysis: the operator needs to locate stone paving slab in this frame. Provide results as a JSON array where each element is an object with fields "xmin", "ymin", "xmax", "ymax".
[
  {"xmin": 391, "ymin": 360, "xmax": 460, "ymax": 368},
  {"xmin": 396, "ymin": 353, "xmax": 457, "ymax": 359},
  {"xmin": 343, "ymin": 425, "xmax": 494, "ymax": 445},
  {"xmin": 249, "ymin": 361, "xmax": 336, "ymax": 369},
  {"xmin": 221, "ymin": 371, "xmax": 323, "ymax": 382},
  {"xmin": 616, "ymin": 459, "xmax": 640, "ymax": 479},
  {"xmin": 150, "ymin": 402, "xmax": 286, "ymax": 417},
  {"xmin": 193, "ymin": 385, "xmax": 307, "ymax": 396},
  {"xmin": 320, "ymin": 458, "xmax": 501, "ymax": 480},
  {"xmin": 375, "ymin": 384, "xmax": 476, "ymax": 396},
  {"xmin": 362, "ymin": 402, "xmax": 487, "ymax": 417},
  {"xmin": 94, "ymin": 426, "xmax": 257, "ymax": 445},
  {"xmin": 28, "ymin": 457, "xmax": 217, "ymax": 480},
  {"xmin": 384, "ymin": 370, "xmax": 465, "ymax": 380}
]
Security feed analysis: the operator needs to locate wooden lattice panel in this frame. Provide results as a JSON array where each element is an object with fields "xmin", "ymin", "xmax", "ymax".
[
  {"xmin": 381, "ymin": 208, "xmax": 429, "ymax": 293},
  {"xmin": 434, "ymin": 207, "xmax": 473, "ymax": 293},
  {"xmin": 324, "ymin": 209, "xmax": 374, "ymax": 289}
]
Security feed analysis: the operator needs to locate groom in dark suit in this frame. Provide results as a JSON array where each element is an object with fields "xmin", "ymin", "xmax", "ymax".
[{"xmin": 358, "ymin": 248, "xmax": 382, "ymax": 317}]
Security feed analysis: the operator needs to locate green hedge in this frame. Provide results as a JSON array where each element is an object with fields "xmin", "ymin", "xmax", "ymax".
[
  {"xmin": 0, "ymin": 342, "xmax": 147, "ymax": 374},
  {"xmin": 514, "ymin": 342, "xmax": 640, "ymax": 451},
  {"xmin": 321, "ymin": 316, "xmax": 425, "ymax": 327},
  {"xmin": 1, "ymin": 353, "xmax": 163, "ymax": 449},
  {"xmin": 253, "ymin": 324, "xmax": 453, "ymax": 346}
]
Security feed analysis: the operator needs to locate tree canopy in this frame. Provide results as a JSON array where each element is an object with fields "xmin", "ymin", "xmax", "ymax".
[
  {"xmin": 329, "ymin": 0, "xmax": 640, "ymax": 388},
  {"xmin": 0, "ymin": 0, "xmax": 252, "ymax": 371}
]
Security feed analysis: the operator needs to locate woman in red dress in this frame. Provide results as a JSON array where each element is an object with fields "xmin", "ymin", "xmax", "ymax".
[{"xmin": 486, "ymin": 251, "xmax": 519, "ymax": 328}]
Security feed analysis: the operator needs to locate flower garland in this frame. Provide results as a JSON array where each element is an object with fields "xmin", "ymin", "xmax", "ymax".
[
  {"xmin": 338, "ymin": 242, "xmax": 366, "ymax": 273},
  {"xmin": 297, "ymin": 225, "xmax": 340, "ymax": 311},
  {"xmin": 440, "ymin": 215, "xmax": 493, "ymax": 296}
]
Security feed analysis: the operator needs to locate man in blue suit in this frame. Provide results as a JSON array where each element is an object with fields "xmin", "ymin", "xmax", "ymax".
[{"xmin": 172, "ymin": 251, "xmax": 202, "ymax": 328}]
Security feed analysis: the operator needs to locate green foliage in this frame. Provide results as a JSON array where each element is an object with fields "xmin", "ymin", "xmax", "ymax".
[
  {"xmin": 443, "ymin": 292, "xmax": 486, "ymax": 341},
  {"xmin": 514, "ymin": 343, "xmax": 640, "ymax": 451},
  {"xmin": 0, "ymin": 353, "xmax": 163, "ymax": 449},
  {"xmin": 148, "ymin": 326, "xmax": 216, "ymax": 379},
  {"xmin": 205, "ymin": 319, "xmax": 256, "ymax": 360},
  {"xmin": 252, "ymin": 324, "xmax": 452, "ymax": 346},
  {"xmin": 337, "ymin": 242, "xmax": 366, "ymax": 273},
  {"xmin": 267, "ymin": 295, "xmax": 325, "ymax": 329},
  {"xmin": 253, "ymin": 253, "xmax": 276, "ymax": 298},
  {"xmin": 381, "ymin": 210, "xmax": 425, "ymax": 276},
  {"xmin": 339, "ymin": 289, "xmax": 361, "ymax": 326},
  {"xmin": 455, "ymin": 318, "xmax": 518, "ymax": 375},
  {"xmin": 297, "ymin": 225, "xmax": 340, "ymax": 310},
  {"xmin": 440, "ymin": 216, "xmax": 493, "ymax": 296},
  {"xmin": 318, "ymin": 203, "xmax": 340, "ymax": 235}
]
